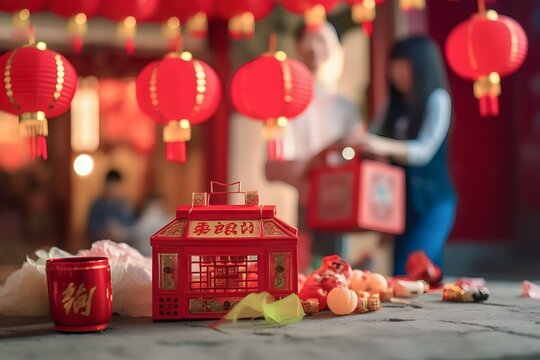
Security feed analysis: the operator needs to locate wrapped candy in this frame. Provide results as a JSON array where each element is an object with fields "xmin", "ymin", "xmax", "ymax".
[
  {"xmin": 298, "ymin": 285, "xmax": 328, "ymax": 310},
  {"xmin": 522, "ymin": 280, "xmax": 540, "ymax": 299},
  {"xmin": 367, "ymin": 293, "xmax": 381, "ymax": 312},
  {"xmin": 379, "ymin": 288, "xmax": 394, "ymax": 302},
  {"xmin": 405, "ymin": 250, "xmax": 443, "ymax": 286},
  {"xmin": 304, "ymin": 255, "xmax": 351, "ymax": 292},
  {"xmin": 319, "ymin": 255, "xmax": 353, "ymax": 280},
  {"xmin": 442, "ymin": 284, "xmax": 490, "ymax": 303},
  {"xmin": 356, "ymin": 294, "xmax": 369, "ymax": 313},
  {"xmin": 301, "ymin": 298, "xmax": 320, "ymax": 315},
  {"xmin": 392, "ymin": 280, "xmax": 425, "ymax": 298}
]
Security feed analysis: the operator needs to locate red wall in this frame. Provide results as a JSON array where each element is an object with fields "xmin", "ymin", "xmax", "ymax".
[{"xmin": 426, "ymin": 0, "xmax": 535, "ymax": 242}]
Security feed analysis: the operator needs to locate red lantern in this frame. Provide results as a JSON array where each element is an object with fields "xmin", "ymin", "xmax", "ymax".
[
  {"xmin": 101, "ymin": 0, "xmax": 158, "ymax": 54},
  {"xmin": 346, "ymin": 0, "xmax": 384, "ymax": 36},
  {"xmin": 0, "ymin": 41, "xmax": 78, "ymax": 159},
  {"xmin": 445, "ymin": 10, "xmax": 528, "ymax": 116},
  {"xmin": 230, "ymin": 49, "xmax": 313, "ymax": 160},
  {"xmin": 215, "ymin": 0, "xmax": 276, "ymax": 39},
  {"xmin": 136, "ymin": 52, "xmax": 221, "ymax": 162},
  {"xmin": 281, "ymin": 0, "xmax": 340, "ymax": 30},
  {"xmin": 48, "ymin": 0, "xmax": 101, "ymax": 53},
  {"xmin": 0, "ymin": 0, "xmax": 45, "ymax": 12}
]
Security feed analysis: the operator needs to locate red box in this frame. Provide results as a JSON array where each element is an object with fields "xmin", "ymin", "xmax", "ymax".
[
  {"xmin": 151, "ymin": 182, "xmax": 299, "ymax": 320},
  {"xmin": 308, "ymin": 156, "xmax": 405, "ymax": 234}
]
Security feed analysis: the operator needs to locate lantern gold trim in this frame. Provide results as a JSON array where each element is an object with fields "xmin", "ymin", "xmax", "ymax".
[
  {"xmin": 304, "ymin": 5, "xmax": 326, "ymax": 29},
  {"xmin": 473, "ymin": 72, "xmax": 501, "ymax": 99},
  {"xmin": 186, "ymin": 12, "xmax": 208, "ymax": 37},
  {"xmin": 399, "ymin": 0, "xmax": 425, "ymax": 11},
  {"xmin": 352, "ymin": 1, "xmax": 376, "ymax": 24},
  {"xmin": 164, "ymin": 120, "xmax": 191, "ymax": 143},
  {"xmin": 19, "ymin": 111, "xmax": 49, "ymax": 137}
]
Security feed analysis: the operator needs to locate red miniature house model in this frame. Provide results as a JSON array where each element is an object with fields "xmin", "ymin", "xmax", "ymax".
[{"xmin": 151, "ymin": 182, "xmax": 299, "ymax": 320}]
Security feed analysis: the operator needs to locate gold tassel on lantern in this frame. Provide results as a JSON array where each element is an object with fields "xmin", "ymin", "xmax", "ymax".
[
  {"xmin": 19, "ymin": 111, "xmax": 49, "ymax": 159},
  {"xmin": 228, "ymin": 12, "xmax": 255, "ymax": 39},
  {"xmin": 240, "ymin": 12, "xmax": 255, "ymax": 38},
  {"xmin": 164, "ymin": 120, "xmax": 191, "ymax": 162},
  {"xmin": 304, "ymin": 5, "xmax": 327, "ymax": 31},
  {"xmin": 352, "ymin": 0, "xmax": 376, "ymax": 24},
  {"xmin": 186, "ymin": 12, "xmax": 208, "ymax": 38},
  {"xmin": 67, "ymin": 13, "xmax": 88, "ymax": 53},
  {"xmin": 352, "ymin": 0, "xmax": 377, "ymax": 35},
  {"xmin": 400, "ymin": 0, "xmax": 425, "ymax": 11},
  {"xmin": 161, "ymin": 17, "xmax": 181, "ymax": 52},
  {"xmin": 117, "ymin": 16, "xmax": 137, "ymax": 54},
  {"xmin": 264, "ymin": 117, "xmax": 288, "ymax": 161},
  {"xmin": 11, "ymin": 9, "xmax": 30, "ymax": 40},
  {"xmin": 474, "ymin": 72, "xmax": 501, "ymax": 116}
]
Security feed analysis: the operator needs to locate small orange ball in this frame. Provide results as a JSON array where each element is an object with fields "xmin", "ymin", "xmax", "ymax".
[
  {"xmin": 327, "ymin": 287, "xmax": 358, "ymax": 315},
  {"xmin": 367, "ymin": 273, "xmax": 388, "ymax": 293},
  {"xmin": 349, "ymin": 270, "xmax": 370, "ymax": 292}
]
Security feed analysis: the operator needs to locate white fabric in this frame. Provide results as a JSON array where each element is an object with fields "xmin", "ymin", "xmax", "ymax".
[
  {"xmin": 405, "ymin": 88, "xmax": 452, "ymax": 166},
  {"xmin": 283, "ymin": 83, "xmax": 359, "ymax": 162}
]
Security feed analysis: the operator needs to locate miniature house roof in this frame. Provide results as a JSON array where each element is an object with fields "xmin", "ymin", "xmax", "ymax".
[{"xmin": 151, "ymin": 204, "xmax": 298, "ymax": 243}]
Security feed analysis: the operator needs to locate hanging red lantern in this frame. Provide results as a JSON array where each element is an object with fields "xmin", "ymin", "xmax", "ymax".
[
  {"xmin": 215, "ymin": 0, "xmax": 276, "ymax": 39},
  {"xmin": 48, "ymin": 0, "xmax": 101, "ymax": 53},
  {"xmin": 230, "ymin": 37, "xmax": 313, "ymax": 160},
  {"xmin": 281, "ymin": 0, "xmax": 340, "ymax": 31},
  {"xmin": 101, "ymin": 0, "xmax": 158, "ymax": 54},
  {"xmin": 136, "ymin": 52, "xmax": 221, "ymax": 163},
  {"xmin": 346, "ymin": 0, "xmax": 384, "ymax": 36},
  {"xmin": 0, "ymin": 0, "xmax": 45, "ymax": 39},
  {"xmin": 0, "ymin": 38, "xmax": 78, "ymax": 160},
  {"xmin": 445, "ymin": 9, "xmax": 528, "ymax": 116}
]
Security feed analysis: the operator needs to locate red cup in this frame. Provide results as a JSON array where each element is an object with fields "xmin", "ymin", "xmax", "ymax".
[{"xmin": 46, "ymin": 257, "xmax": 112, "ymax": 332}]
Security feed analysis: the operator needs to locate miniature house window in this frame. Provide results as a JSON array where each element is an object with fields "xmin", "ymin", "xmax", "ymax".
[{"xmin": 188, "ymin": 255, "xmax": 259, "ymax": 293}]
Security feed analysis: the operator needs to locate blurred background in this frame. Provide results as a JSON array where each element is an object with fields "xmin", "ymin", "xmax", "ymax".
[{"xmin": 0, "ymin": 0, "xmax": 539, "ymax": 280}]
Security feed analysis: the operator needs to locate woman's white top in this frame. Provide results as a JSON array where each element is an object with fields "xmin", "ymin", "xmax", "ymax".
[{"xmin": 370, "ymin": 88, "xmax": 452, "ymax": 167}]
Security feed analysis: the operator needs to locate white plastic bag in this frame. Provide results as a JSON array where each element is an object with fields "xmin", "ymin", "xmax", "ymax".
[
  {"xmin": 79, "ymin": 240, "xmax": 152, "ymax": 317},
  {"xmin": 0, "ymin": 247, "xmax": 71, "ymax": 316}
]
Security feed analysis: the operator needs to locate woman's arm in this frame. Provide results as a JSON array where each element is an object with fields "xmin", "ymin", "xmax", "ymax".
[
  {"xmin": 345, "ymin": 89, "xmax": 451, "ymax": 166},
  {"xmin": 404, "ymin": 89, "xmax": 452, "ymax": 166}
]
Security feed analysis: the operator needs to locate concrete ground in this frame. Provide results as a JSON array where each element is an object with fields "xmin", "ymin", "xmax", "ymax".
[{"xmin": 1, "ymin": 281, "xmax": 540, "ymax": 360}]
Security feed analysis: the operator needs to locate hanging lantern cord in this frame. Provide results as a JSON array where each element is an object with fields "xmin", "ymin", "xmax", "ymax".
[
  {"xmin": 477, "ymin": 0, "xmax": 486, "ymax": 14},
  {"xmin": 268, "ymin": 33, "xmax": 277, "ymax": 53},
  {"xmin": 28, "ymin": 23, "xmax": 35, "ymax": 45},
  {"xmin": 175, "ymin": 31, "xmax": 183, "ymax": 53}
]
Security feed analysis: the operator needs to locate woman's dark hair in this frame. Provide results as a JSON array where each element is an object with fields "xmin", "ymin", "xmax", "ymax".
[{"xmin": 381, "ymin": 36, "xmax": 450, "ymax": 139}]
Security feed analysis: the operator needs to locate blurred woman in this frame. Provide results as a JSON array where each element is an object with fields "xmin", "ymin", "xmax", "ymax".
[{"xmin": 346, "ymin": 36, "xmax": 456, "ymax": 274}]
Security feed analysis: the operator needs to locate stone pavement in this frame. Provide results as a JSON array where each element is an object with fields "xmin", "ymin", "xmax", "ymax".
[{"xmin": 1, "ymin": 281, "xmax": 540, "ymax": 360}]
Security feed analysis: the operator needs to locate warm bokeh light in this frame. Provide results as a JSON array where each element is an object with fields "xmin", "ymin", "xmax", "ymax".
[
  {"xmin": 71, "ymin": 77, "xmax": 100, "ymax": 153},
  {"xmin": 342, "ymin": 146, "xmax": 356, "ymax": 160},
  {"xmin": 73, "ymin": 153, "xmax": 95, "ymax": 176}
]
